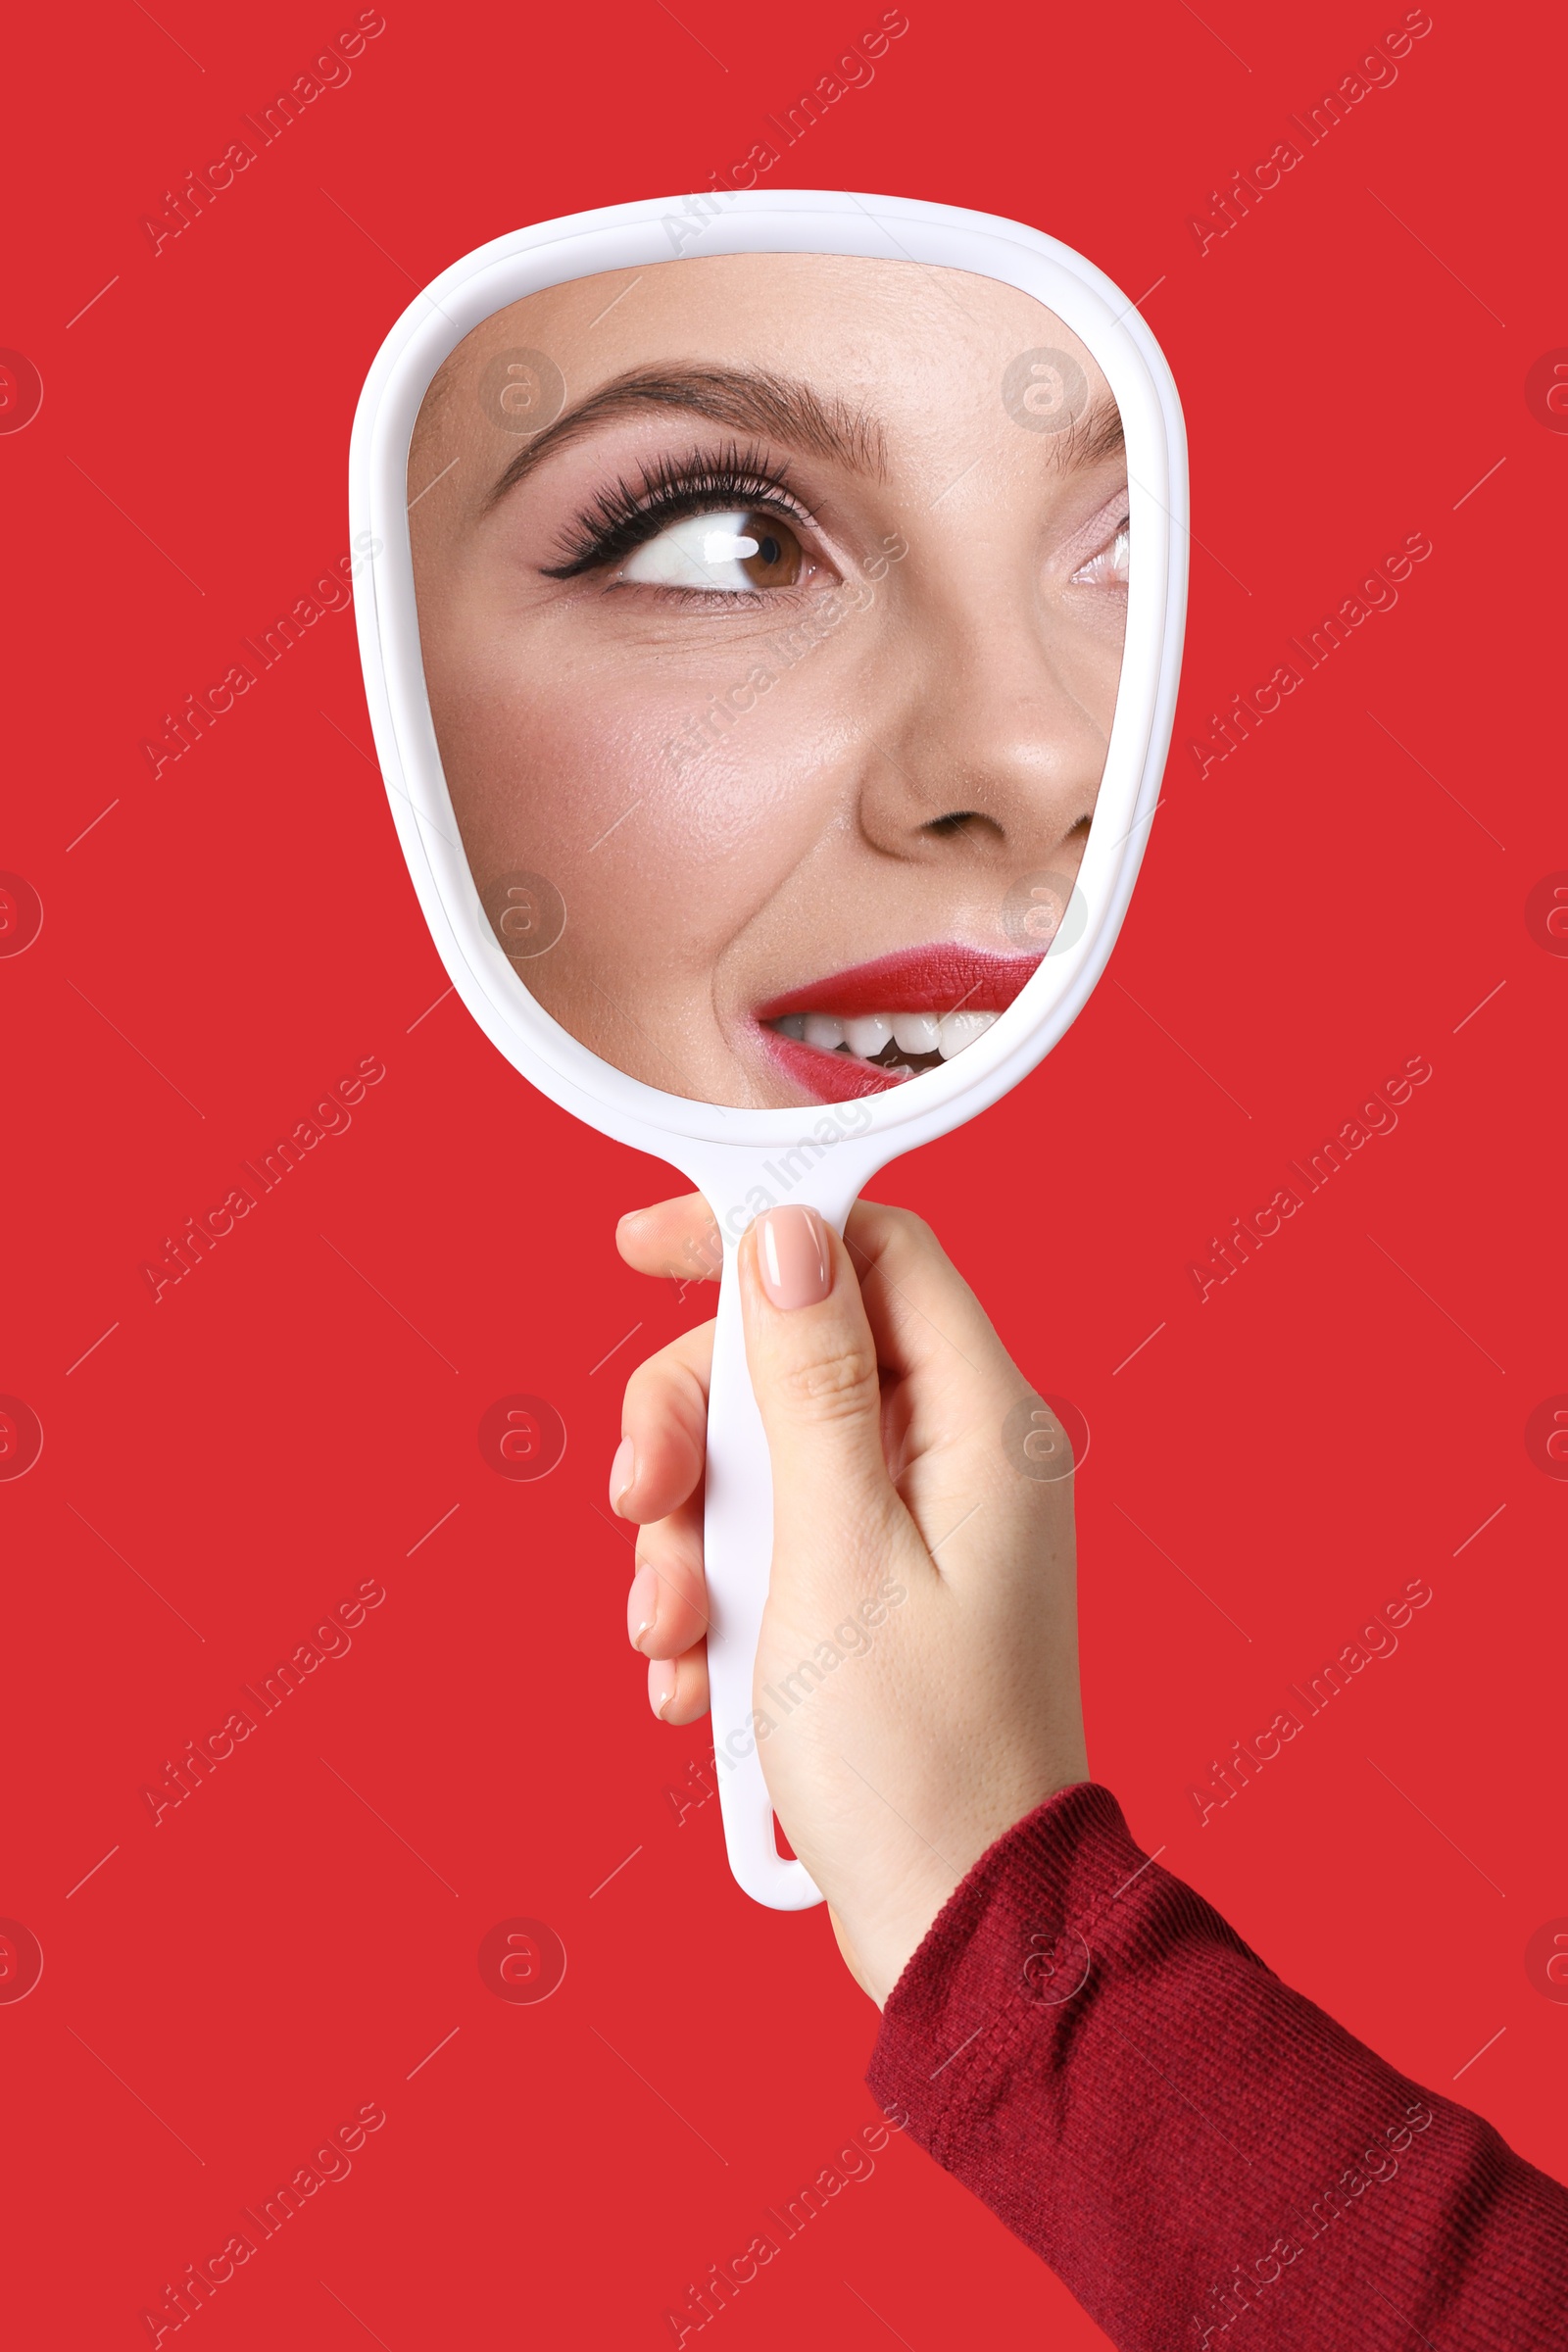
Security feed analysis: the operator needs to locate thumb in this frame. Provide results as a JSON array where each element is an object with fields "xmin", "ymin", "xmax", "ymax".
[{"xmin": 738, "ymin": 1205, "xmax": 897, "ymax": 1556}]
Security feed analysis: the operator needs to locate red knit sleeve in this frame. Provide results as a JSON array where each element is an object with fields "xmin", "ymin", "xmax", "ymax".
[{"xmin": 866, "ymin": 1782, "xmax": 1568, "ymax": 2349}]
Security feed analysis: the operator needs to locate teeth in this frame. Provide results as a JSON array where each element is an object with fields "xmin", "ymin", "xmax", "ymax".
[
  {"xmin": 892, "ymin": 1013, "xmax": 940, "ymax": 1054},
  {"xmin": 772, "ymin": 1006, "xmax": 1004, "ymax": 1067},
  {"xmin": 938, "ymin": 1010, "xmax": 999, "ymax": 1058},
  {"xmin": 845, "ymin": 1013, "xmax": 893, "ymax": 1059}
]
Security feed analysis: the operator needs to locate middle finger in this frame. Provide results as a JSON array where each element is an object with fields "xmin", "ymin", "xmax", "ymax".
[{"xmin": 612, "ymin": 1317, "xmax": 715, "ymax": 1525}]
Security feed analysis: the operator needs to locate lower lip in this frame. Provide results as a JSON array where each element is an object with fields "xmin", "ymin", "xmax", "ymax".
[{"xmin": 759, "ymin": 1031, "xmax": 910, "ymax": 1102}]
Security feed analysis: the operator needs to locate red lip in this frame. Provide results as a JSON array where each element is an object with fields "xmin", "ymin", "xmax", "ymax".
[
  {"xmin": 754, "ymin": 945, "xmax": 1044, "ymax": 1022},
  {"xmin": 760, "ymin": 1035, "xmax": 909, "ymax": 1100},
  {"xmin": 753, "ymin": 944, "xmax": 1045, "ymax": 1105}
]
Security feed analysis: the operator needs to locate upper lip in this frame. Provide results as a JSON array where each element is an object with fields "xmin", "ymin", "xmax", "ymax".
[{"xmin": 754, "ymin": 943, "xmax": 1045, "ymax": 1022}]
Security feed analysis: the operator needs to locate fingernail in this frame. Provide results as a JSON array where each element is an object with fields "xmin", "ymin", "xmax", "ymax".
[
  {"xmin": 626, "ymin": 1562, "xmax": 659, "ymax": 1649},
  {"xmin": 648, "ymin": 1659, "xmax": 677, "ymax": 1719},
  {"xmin": 757, "ymin": 1205, "xmax": 831, "ymax": 1309},
  {"xmin": 609, "ymin": 1435, "xmax": 636, "ymax": 1515}
]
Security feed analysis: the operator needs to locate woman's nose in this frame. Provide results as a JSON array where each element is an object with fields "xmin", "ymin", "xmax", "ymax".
[{"xmin": 852, "ymin": 607, "xmax": 1112, "ymax": 865}]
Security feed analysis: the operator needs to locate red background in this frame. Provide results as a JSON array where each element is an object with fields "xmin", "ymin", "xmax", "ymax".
[{"xmin": 3, "ymin": 1, "xmax": 1564, "ymax": 2343}]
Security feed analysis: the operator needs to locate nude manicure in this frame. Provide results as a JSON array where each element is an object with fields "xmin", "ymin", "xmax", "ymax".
[
  {"xmin": 609, "ymin": 1434, "xmax": 635, "ymax": 1514},
  {"xmin": 626, "ymin": 1562, "xmax": 659, "ymax": 1647},
  {"xmin": 756, "ymin": 1205, "xmax": 833, "ymax": 1309}
]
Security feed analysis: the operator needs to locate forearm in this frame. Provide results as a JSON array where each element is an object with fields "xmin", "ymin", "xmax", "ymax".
[{"xmin": 867, "ymin": 1783, "xmax": 1568, "ymax": 2350}]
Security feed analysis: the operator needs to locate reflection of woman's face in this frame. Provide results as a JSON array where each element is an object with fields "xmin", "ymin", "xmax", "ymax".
[{"xmin": 409, "ymin": 255, "xmax": 1127, "ymax": 1108}]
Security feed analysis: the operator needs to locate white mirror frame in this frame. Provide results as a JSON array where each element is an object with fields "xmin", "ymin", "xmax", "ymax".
[{"xmin": 350, "ymin": 191, "xmax": 1188, "ymax": 1911}]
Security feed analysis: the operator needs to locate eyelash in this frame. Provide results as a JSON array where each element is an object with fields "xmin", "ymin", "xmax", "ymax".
[
  {"xmin": 1070, "ymin": 497, "xmax": 1130, "ymax": 583},
  {"xmin": 542, "ymin": 444, "xmax": 818, "ymax": 581},
  {"xmin": 539, "ymin": 450, "xmax": 1127, "ymax": 596}
]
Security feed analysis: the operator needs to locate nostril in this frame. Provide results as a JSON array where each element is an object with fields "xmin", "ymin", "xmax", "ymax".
[{"xmin": 924, "ymin": 810, "xmax": 1007, "ymax": 845}]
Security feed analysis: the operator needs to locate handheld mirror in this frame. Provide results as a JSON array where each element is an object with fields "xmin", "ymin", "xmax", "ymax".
[{"xmin": 350, "ymin": 191, "xmax": 1188, "ymax": 1911}]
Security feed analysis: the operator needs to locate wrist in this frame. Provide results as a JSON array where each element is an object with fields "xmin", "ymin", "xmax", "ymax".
[{"xmin": 850, "ymin": 1770, "xmax": 1096, "ymax": 2008}]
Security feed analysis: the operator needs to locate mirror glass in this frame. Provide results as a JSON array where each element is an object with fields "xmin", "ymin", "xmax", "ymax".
[{"xmin": 407, "ymin": 254, "xmax": 1129, "ymax": 1109}]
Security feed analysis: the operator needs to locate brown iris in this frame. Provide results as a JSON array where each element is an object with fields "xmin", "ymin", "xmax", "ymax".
[{"xmin": 737, "ymin": 513, "xmax": 803, "ymax": 587}]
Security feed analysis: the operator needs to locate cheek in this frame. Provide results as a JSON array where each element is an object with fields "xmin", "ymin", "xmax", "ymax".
[
  {"xmin": 437, "ymin": 615, "xmax": 850, "ymax": 981},
  {"xmin": 433, "ymin": 624, "xmax": 651, "ymax": 864},
  {"xmin": 1073, "ymin": 626, "xmax": 1129, "ymax": 767}
]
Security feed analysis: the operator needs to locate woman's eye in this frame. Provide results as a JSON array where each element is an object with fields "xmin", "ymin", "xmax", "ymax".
[
  {"xmin": 618, "ymin": 509, "xmax": 806, "ymax": 593},
  {"xmin": 1070, "ymin": 521, "xmax": 1130, "ymax": 592}
]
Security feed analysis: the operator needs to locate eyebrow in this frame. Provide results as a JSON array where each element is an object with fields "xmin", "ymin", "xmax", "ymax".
[
  {"xmin": 480, "ymin": 362, "xmax": 1126, "ymax": 514},
  {"xmin": 485, "ymin": 365, "xmax": 887, "ymax": 508},
  {"xmin": 1056, "ymin": 393, "xmax": 1125, "ymax": 473}
]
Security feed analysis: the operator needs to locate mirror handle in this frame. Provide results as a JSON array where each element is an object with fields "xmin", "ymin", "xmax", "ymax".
[{"xmin": 703, "ymin": 1238, "xmax": 825, "ymax": 1910}]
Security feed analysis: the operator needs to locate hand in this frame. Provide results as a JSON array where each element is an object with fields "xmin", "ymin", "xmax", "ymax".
[{"xmin": 610, "ymin": 1195, "xmax": 1088, "ymax": 2008}]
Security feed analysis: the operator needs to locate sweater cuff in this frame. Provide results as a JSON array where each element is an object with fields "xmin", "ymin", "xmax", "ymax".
[{"xmin": 865, "ymin": 1781, "xmax": 1185, "ymax": 2161}]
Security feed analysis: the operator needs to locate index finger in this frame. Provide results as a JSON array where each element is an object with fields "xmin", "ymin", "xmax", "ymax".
[{"xmin": 616, "ymin": 1193, "xmax": 722, "ymax": 1282}]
